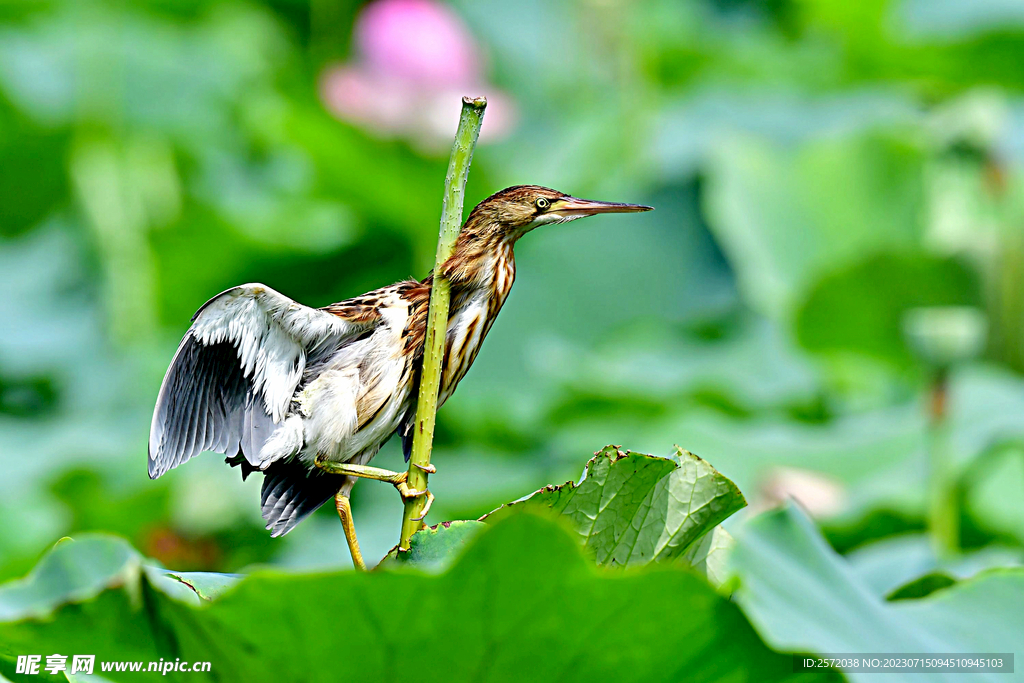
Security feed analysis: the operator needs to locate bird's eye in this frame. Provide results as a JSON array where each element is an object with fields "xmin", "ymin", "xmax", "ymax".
[{"xmin": 536, "ymin": 197, "xmax": 550, "ymax": 210}]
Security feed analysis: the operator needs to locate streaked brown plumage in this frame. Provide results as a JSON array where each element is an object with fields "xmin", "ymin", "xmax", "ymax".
[{"xmin": 148, "ymin": 185, "xmax": 651, "ymax": 566}]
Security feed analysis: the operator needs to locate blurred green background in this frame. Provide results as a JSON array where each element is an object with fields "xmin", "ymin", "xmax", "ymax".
[{"xmin": 2, "ymin": 0, "xmax": 1024, "ymax": 583}]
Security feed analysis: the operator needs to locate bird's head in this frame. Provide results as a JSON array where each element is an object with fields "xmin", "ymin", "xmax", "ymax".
[{"xmin": 463, "ymin": 185, "xmax": 652, "ymax": 243}]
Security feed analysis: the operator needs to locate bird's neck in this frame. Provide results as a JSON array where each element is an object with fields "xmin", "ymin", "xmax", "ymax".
[
  {"xmin": 440, "ymin": 231, "xmax": 517, "ymax": 308},
  {"xmin": 431, "ymin": 232, "xmax": 517, "ymax": 399}
]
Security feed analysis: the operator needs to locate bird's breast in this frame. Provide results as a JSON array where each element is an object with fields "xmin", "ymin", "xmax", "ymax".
[{"xmin": 439, "ymin": 252, "xmax": 515, "ymax": 402}]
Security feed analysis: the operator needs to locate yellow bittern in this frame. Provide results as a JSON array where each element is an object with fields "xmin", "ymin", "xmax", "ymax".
[{"xmin": 148, "ymin": 186, "xmax": 651, "ymax": 568}]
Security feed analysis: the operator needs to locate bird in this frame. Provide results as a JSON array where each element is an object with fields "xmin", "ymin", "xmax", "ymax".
[{"xmin": 148, "ymin": 185, "xmax": 652, "ymax": 568}]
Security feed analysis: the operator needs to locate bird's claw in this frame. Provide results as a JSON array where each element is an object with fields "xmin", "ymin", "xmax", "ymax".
[
  {"xmin": 408, "ymin": 464, "xmax": 434, "ymax": 521},
  {"xmin": 411, "ymin": 490, "xmax": 434, "ymax": 522},
  {"xmin": 396, "ymin": 482, "xmax": 426, "ymax": 499},
  {"xmin": 395, "ymin": 482, "xmax": 434, "ymax": 521}
]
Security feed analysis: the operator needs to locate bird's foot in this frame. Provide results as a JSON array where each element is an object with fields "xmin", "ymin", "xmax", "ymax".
[
  {"xmin": 396, "ymin": 464, "xmax": 435, "ymax": 523},
  {"xmin": 313, "ymin": 457, "xmax": 435, "ymax": 522},
  {"xmin": 395, "ymin": 481, "xmax": 434, "ymax": 522}
]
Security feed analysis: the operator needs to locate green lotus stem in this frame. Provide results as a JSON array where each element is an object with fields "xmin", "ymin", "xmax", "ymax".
[
  {"xmin": 400, "ymin": 96, "xmax": 486, "ymax": 550},
  {"xmin": 926, "ymin": 367, "xmax": 958, "ymax": 557}
]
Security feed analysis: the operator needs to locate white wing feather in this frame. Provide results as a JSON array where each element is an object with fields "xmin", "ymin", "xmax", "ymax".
[{"xmin": 188, "ymin": 284, "xmax": 358, "ymax": 421}]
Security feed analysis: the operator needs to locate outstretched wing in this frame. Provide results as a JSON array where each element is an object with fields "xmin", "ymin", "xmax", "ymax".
[{"xmin": 148, "ymin": 283, "xmax": 377, "ymax": 479}]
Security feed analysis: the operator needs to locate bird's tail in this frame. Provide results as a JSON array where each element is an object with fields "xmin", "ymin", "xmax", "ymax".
[{"xmin": 260, "ymin": 458, "xmax": 344, "ymax": 536}]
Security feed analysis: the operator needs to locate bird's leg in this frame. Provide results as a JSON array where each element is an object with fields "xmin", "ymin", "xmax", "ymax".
[
  {"xmin": 334, "ymin": 491, "xmax": 366, "ymax": 571},
  {"xmin": 316, "ymin": 458, "xmax": 436, "ymax": 522},
  {"xmin": 316, "ymin": 460, "xmax": 408, "ymax": 484}
]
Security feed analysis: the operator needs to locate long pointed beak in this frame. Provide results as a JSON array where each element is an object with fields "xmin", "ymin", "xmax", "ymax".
[{"xmin": 550, "ymin": 196, "xmax": 653, "ymax": 217}]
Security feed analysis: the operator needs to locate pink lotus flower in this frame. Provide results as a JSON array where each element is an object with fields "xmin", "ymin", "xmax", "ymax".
[{"xmin": 321, "ymin": 0, "xmax": 515, "ymax": 150}]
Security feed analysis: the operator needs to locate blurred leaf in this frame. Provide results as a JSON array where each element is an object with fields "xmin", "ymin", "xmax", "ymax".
[
  {"xmin": 946, "ymin": 367, "xmax": 1024, "ymax": 469},
  {"xmin": 963, "ymin": 443, "xmax": 1024, "ymax": 545},
  {"xmin": 822, "ymin": 508, "xmax": 926, "ymax": 555},
  {"xmin": 899, "ymin": 0, "xmax": 1024, "ymax": 41},
  {"xmin": 800, "ymin": 0, "xmax": 1024, "ymax": 90},
  {"xmin": 704, "ymin": 133, "xmax": 927, "ymax": 318},
  {"xmin": 0, "ymin": 372, "xmax": 58, "ymax": 418},
  {"xmin": 49, "ymin": 469, "xmax": 169, "ymax": 540},
  {"xmin": 0, "ymin": 516, "xmax": 837, "ymax": 683},
  {"xmin": 731, "ymin": 504, "xmax": 1024, "ymax": 681},
  {"xmin": 0, "ymin": 101, "xmax": 68, "ymax": 237},
  {"xmin": 783, "ymin": 365, "xmax": 1024, "ymax": 554},
  {"xmin": 795, "ymin": 252, "xmax": 981, "ymax": 368},
  {"xmin": 843, "ymin": 533, "xmax": 1022, "ymax": 598},
  {"xmin": 0, "ymin": 537, "xmax": 180, "ymax": 672},
  {"xmin": 546, "ymin": 316, "xmax": 821, "ymax": 416},
  {"xmin": 164, "ymin": 571, "xmax": 241, "ymax": 602},
  {"xmin": 0, "ymin": 535, "xmax": 141, "ymax": 622},
  {"xmin": 654, "ymin": 89, "xmax": 919, "ymax": 179},
  {"xmin": 886, "ymin": 572, "xmax": 957, "ymax": 601},
  {"xmin": 484, "ymin": 446, "xmax": 746, "ymax": 568}
]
